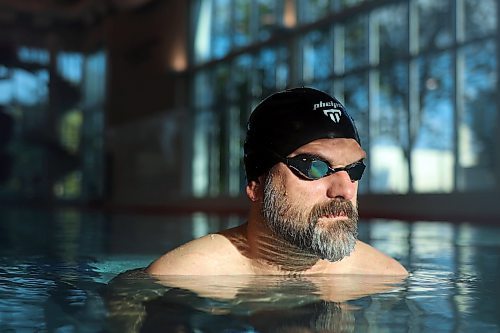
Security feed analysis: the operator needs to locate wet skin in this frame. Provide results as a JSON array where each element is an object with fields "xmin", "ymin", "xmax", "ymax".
[{"xmin": 147, "ymin": 138, "xmax": 408, "ymax": 276}]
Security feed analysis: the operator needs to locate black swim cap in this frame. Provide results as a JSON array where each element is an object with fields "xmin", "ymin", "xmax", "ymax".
[{"xmin": 244, "ymin": 87, "xmax": 361, "ymax": 182}]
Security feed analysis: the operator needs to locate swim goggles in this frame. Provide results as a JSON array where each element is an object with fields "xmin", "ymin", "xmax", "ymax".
[{"xmin": 274, "ymin": 153, "xmax": 366, "ymax": 182}]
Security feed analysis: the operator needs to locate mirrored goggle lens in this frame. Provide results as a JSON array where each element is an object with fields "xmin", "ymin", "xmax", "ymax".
[
  {"xmin": 308, "ymin": 159, "xmax": 329, "ymax": 179},
  {"xmin": 346, "ymin": 162, "xmax": 365, "ymax": 181}
]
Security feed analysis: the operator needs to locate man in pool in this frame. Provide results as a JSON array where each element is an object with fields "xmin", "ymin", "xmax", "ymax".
[{"xmin": 147, "ymin": 87, "xmax": 408, "ymax": 276}]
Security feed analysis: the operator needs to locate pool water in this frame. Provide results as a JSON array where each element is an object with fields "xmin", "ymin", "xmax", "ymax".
[{"xmin": 1, "ymin": 208, "xmax": 499, "ymax": 332}]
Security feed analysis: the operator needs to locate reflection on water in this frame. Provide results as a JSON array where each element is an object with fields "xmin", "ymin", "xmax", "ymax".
[
  {"xmin": 0, "ymin": 208, "xmax": 499, "ymax": 332},
  {"xmin": 105, "ymin": 269, "xmax": 406, "ymax": 332}
]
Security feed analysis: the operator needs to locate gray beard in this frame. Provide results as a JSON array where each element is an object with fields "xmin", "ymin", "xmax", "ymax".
[{"xmin": 262, "ymin": 173, "xmax": 358, "ymax": 262}]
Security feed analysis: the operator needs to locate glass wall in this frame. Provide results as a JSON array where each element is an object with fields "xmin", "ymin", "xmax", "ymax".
[
  {"xmin": 189, "ymin": 0, "xmax": 499, "ymax": 196},
  {"xmin": 0, "ymin": 47, "xmax": 106, "ymax": 202}
]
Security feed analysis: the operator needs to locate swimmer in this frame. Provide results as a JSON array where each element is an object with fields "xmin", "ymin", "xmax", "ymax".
[{"xmin": 147, "ymin": 87, "xmax": 408, "ymax": 276}]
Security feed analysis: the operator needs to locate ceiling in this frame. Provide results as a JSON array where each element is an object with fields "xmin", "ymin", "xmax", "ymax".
[
  {"xmin": 0, "ymin": 0, "xmax": 155, "ymax": 25},
  {"xmin": 0, "ymin": 0, "xmax": 158, "ymax": 53}
]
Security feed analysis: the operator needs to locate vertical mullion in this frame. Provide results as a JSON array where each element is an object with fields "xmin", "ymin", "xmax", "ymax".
[
  {"xmin": 286, "ymin": 0, "xmax": 300, "ymax": 86},
  {"xmin": 454, "ymin": 0, "xmax": 465, "ymax": 191},
  {"xmin": 408, "ymin": 0, "xmax": 419, "ymax": 193},
  {"xmin": 333, "ymin": 23, "xmax": 345, "ymax": 101},
  {"xmin": 251, "ymin": 0, "xmax": 259, "ymax": 42},
  {"xmin": 492, "ymin": 0, "xmax": 500, "ymax": 189},
  {"xmin": 368, "ymin": 11, "xmax": 379, "ymax": 193},
  {"xmin": 496, "ymin": 0, "xmax": 500, "ymax": 190}
]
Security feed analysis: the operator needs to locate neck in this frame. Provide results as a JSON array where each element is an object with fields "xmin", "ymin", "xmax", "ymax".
[{"xmin": 245, "ymin": 206, "xmax": 326, "ymax": 275}]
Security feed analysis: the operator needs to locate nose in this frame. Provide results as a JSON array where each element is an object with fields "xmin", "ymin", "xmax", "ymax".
[{"xmin": 325, "ymin": 171, "xmax": 357, "ymax": 200}]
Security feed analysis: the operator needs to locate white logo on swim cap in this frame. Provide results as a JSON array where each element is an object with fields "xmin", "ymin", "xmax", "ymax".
[{"xmin": 323, "ymin": 109, "xmax": 342, "ymax": 123}]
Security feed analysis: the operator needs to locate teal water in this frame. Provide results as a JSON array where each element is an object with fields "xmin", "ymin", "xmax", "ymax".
[{"xmin": 0, "ymin": 208, "xmax": 499, "ymax": 332}]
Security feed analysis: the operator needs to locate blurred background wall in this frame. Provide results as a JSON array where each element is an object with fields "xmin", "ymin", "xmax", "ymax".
[{"xmin": 0, "ymin": 0, "xmax": 498, "ymax": 221}]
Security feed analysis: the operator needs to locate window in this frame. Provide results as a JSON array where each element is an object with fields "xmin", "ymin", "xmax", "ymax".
[
  {"xmin": 458, "ymin": 41, "xmax": 497, "ymax": 191},
  {"xmin": 0, "ymin": 49, "xmax": 106, "ymax": 201},
  {"xmin": 189, "ymin": 0, "xmax": 499, "ymax": 195},
  {"xmin": 371, "ymin": 63, "xmax": 410, "ymax": 193},
  {"xmin": 413, "ymin": 52, "xmax": 454, "ymax": 192}
]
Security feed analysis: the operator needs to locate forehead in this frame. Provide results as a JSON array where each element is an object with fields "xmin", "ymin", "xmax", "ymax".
[{"xmin": 290, "ymin": 138, "xmax": 366, "ymax": 163}]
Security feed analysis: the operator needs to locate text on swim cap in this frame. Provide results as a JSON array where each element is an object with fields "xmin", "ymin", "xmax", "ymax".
[{"xmin": 313, "ymin": 100, "xmax": 343, "ymax": 110}]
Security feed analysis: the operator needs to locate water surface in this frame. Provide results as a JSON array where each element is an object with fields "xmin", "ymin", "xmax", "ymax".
[{"xmin": 0, "ymin": 208, "xmax": 499, "ymax": 332}]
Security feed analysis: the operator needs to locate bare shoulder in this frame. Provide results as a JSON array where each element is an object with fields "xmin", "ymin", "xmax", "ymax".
[
  {"xmin": 146, "ymin": 227, "xmax": 249, "ymax": 275},
  {"xmin": 344, "ymin": 240, "xmax": 408, "ymax": 275}
]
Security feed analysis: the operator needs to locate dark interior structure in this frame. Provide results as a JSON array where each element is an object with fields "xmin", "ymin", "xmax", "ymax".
[{"xmin": 0, "ymin": 0, "xmax": 499, "ymax": 222}]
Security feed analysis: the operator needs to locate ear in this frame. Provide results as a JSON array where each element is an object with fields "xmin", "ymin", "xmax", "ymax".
[{"xmin": 246, "ymin": 180, "xmax": 262, "ymax": 202}]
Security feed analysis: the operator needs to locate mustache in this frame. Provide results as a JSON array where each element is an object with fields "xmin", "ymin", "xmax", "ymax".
[{"xmin": 309, "ymin": 199, "xmax": 358, "ymax": 222}]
